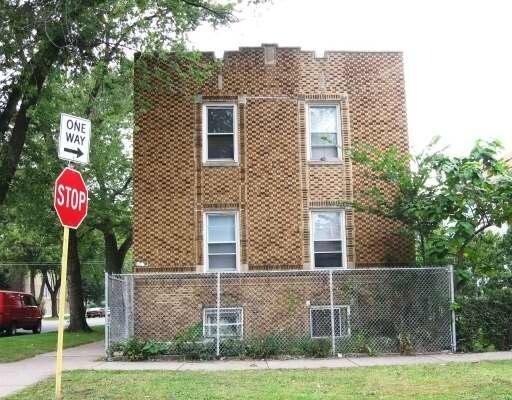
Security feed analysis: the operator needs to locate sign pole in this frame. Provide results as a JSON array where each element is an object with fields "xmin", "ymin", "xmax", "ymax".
[
  {"xmin": 54, "ymin": 114, "xmax": 90, "ymax": 399},
  {"xmin": 55, "ymin": 226, "xmax": 70, "ymax": 400}
]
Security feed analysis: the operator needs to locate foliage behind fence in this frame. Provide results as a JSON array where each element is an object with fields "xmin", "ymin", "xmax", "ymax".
[{"xmin": 106, "ymin": 267, "xmax": 455, "ymax": 359}]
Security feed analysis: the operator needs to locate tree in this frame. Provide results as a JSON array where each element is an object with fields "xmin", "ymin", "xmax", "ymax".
[
  {"xmin": 351, "ymin": 139, "xmax": 449, "ymax": 265},
  {"xmin": 433, "ymin": 140, "xmax": 512, "ymax": 267},
  {"xmin": 2, "ymin": 0, "xmax": 258, "ymax": 331},
  {"xmin": 41, "ymin": 267, "xmax": 61, "ymax": 317},
  {"xmin": 82, "ymin": 61, "xmax": 134, "ymax": 274},
  {"xmin": 0, "ymin": 0, "xmax": 237, "ymax": 205},
  {"xmin": 352, "ymin": 139, "xmax": 512, "ymax": 269}
]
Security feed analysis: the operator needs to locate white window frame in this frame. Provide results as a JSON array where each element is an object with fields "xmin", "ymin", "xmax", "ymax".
[
  {"xmin": 203, "ymin": 211, "xmax": 240, "ymax": 272},
  {"xmin": 203, "ymin": 307, "xmax": 244, "ymax": 338},
  {"xmin": 305, "ymin": 103, "xmax": 342, "ymax": 162},
  {"xmin": 202, "ymin": 103, "xmax": 238, "ymax": 163},
  {"xmin": 309, "ymin": 305, "xmax": 351, "ymax": 339},
  {"xmin": 309, "ymin": 209, "xmax": 348, "ymax": 269}
]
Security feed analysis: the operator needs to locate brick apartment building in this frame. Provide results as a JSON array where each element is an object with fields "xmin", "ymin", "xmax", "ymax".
[
  {"xmin": 134, "ymin": 44, "xmax": 413, "ymax": 273},
  {"xmin": 123, "ymin": 45, "xmax": 442, "ymax": 350}
]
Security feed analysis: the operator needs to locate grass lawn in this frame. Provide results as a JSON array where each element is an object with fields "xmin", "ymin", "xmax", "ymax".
[
  {"xmin": 0, "ymin": 326, "xmax": 104, "ymax": 363},
  {"xmin": 7, "ymin": 360, "xmax": 512, "ymax": 399}
]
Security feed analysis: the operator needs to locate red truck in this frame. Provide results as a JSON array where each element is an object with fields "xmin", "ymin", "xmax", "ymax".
[{"xmin": 0, "ymin": 290, "xmax": 42, "ymax": 335}]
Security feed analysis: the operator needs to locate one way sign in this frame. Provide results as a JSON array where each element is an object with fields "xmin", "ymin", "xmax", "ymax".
[{"xmin": 58, "ymin": 113, "xmax": 91, "ymax": 165}]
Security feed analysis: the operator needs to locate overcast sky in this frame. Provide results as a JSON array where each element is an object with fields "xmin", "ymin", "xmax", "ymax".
[{"xmin": 188, "ymin": 0, "xmax": 512, "ymax": 157}]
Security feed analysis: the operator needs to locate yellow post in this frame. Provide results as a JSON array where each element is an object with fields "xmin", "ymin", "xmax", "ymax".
[{"xmin": 55, "ymin": 226, "xmax": 70, "ymax": 400}]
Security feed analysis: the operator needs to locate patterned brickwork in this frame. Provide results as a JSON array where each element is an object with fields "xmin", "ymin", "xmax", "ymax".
[
  {"xmin": 133, "ymin": 45, "xmax": 414, "ymax": 271},
  {"xmin": 133, "ymin": 91, "xmax": 197, "ymax": 267},
  {"xmin": 245, "ymin": 99, "xmax": 303, "ymax": 268}
]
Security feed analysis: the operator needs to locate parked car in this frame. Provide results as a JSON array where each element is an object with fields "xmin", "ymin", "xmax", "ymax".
[
  {"xmin": 0, "ymin": 290, "xmax": 42, "ymax": 335},
  {"xmin": 86, "ymin": 307, "xmax": 105, "ymax": 318}
]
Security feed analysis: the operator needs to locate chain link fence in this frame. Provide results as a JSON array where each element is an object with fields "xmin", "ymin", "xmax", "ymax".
[{"xmin": 106, "ymin": 267, "xmax": 456, "ymax": 358}]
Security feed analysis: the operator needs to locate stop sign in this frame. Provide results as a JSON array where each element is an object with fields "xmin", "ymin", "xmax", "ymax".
[{"xmin": 53, "ymin": 167, "xmax": 88, "ymax": 229}]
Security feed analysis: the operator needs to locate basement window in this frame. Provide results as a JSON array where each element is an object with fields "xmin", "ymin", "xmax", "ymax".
[
  {"xmin": 203, "ymin": 104, "xmax": 238, "ymax": 162},
  {"xmin": 310, "ymin": 305, "xmax": 350, "ymax": 338},
  {"xmin": 307, "ymin": 104, "xmax": 341, "ymax": 161},
  {"xmin": 203, "ymin": 307, "xmax": 243, "ymax": 338}
]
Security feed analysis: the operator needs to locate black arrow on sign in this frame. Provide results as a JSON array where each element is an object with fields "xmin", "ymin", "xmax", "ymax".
[{"xmin": 64, "ymin": 147, "xmax": 84, "ymax": 158}]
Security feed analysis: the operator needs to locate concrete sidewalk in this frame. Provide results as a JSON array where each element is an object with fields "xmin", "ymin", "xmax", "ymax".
[
  {"xmin": 96, "ymin": 349, "xmax": 512, "ymax": 371},
  {"xmin": 1, "ymin": 341, "xmax": 512, "ymax": 398},
  {"xmin": 0, "ymin": 341, "xmax": 107, "ymax": 398}
]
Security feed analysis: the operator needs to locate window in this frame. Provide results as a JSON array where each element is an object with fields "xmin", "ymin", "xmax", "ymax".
[
  {"xmin": 310, "ymin": 306, "xmax": 350, "ymax": 338},
  {"xmin": 22, "ymin": 295, "xmax": 37, "ymax": 306},
  {"xmin": 311, "ymin": 210, "xmax": 346, "ymax": 268},
  {"xmin": 307, "ymin": 104, "xmax": 341, "ymax": 161},
  {"xmin": 203, "ymin": 308, "xmax": 243, "ymax": 338},
  {"xmin": 204, "ymin": 212, "xmax": 239, "ymax": 271},
  {"xmin": 203, "ymin": 104, "xmax": 237, "ymax": 162}
]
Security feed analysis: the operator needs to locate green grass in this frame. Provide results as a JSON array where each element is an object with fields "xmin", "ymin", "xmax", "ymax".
[
  {"xmin": 7, "ymin": 360, "xmax": 512, "ymax": 399},
  {"xmin": 0, "ymin": 326, "xmax": 104, "ymax": 363}
]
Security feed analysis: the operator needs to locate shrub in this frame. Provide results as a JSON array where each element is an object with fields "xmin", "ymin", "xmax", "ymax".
[
  {"xmin": 221, "ymin": 338, "xmax": 246, "ymax": 357},
  {"xmin": 169, "ymin": 322, "xmax": 216, "ymax": 360},
  {"xmin": 174, "ymin": 340, "xmax": 215, "ymax": 360},
  {"xmin": 244, "ymin": 335, "xmax": 282, "ymax": 358},
  {"xmin": 398, "ymin": 333, "xmax": 415, "ymax": 355},
  {"xmin": 350, "ymin": 334, "xmax": 377, "ymax": 356},
  {"xmin": 143, "ymin": 340, "xmax": 171, "ymax": 357},
  {"xmin": 456, "ymin": 288, "xmax": 512, "ymax": 352},
  {"xmin": 174, "ymin": 322, "xmax": 203, "ymax": 343},
  {"xmin": 298, "ymin": 338, "xmax": 331, "ymax": 358},
  {"xmin": 120, "ymin": 338, "xmax": 150, "ymax": 361},
  {"xmin": 109, "ymin": 338, "xmax": 170, "ymax": 361}
]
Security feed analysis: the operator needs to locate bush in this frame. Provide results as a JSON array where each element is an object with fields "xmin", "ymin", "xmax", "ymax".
[
  {"xmin": 244, "ymin": 335, "xmax": 282, "ymax": 358},
  {"xmin": 109, "ymin": 338, "xmax": 170, "ymax": 361},
  {"xmin": 122, "ymin": 338, "xmax": 148, "ymax": 361},
  {"xmin": 173, "ymin": 340, "xmax": 215, "ymax": 360},
  {"xmin": 221, "ymin": 338, "xmax": 247, "ymax": 357},
  {"xmin": 456, "ymin": 288, "xmax": 512, "ymax": 352},
  {"xmin": 297, "ymin": 338, "xmax": 331, "ymax": 358},
  {"xmin": 143, "ymin": 340, "xmax": 171, "ymax": 357}
]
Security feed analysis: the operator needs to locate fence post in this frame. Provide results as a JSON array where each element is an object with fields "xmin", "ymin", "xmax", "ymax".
[
  {"xmin": 329, "ymin": 270, "xmax": 336, "ymax": 356},
  {"xmin": 104, "ymin": 272, "xmax": 110, "ymax": 359},
  {"xmin": 129, "ymin": 275, "xmax": 134, "ymax": 337},
  {"xmin": 449, "ymin": 265, "xmax": 457, "ymax": 353},
  {"xmin": 123, "ymin": 275, "xmax": 130, "ymax": 339},
  {"xmin": 216, "ymin": 272, "xmax": 221, "ymax": 357}
]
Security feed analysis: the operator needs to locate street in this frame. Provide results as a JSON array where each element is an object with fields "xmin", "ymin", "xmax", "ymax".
[{"xmin": 41, "ymin": 317, "xmax": 105, "ymax": 333}]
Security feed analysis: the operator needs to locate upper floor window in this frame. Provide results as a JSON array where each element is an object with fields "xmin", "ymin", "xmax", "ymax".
[
  {"xmin": 203, "ymin": 104, "xmax": 238, "ymax": 163},
  {"xmin": 311, "ymin": 210, "xmax": 347, "ymax": 269},
  {"xmin": 307, "ymin": 104, "xmax": 341, "ymax": 161}
]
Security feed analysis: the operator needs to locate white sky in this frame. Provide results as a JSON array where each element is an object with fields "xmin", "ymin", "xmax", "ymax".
[{"xmin": 188, "ymin": 0, "xmax": 512, "ymax": 157}]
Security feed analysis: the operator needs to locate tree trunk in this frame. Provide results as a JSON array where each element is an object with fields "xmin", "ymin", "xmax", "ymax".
[
  {"xmin": 456, "ymin": 247, "xmax": 465, "ymax": 267},
  {"xmin": 0, "ymin": 34, "xmax": 63, "ymax": 205},
  {"xmin": 419, "ymin": 234, "xmax": 427, "ymax": 266},
  {"xmin": 67, "ymin": 229, "xmax": 91, "ymax": 332},
  {"xmin": 30, "ymin": 268, "xmax": 36, "ymax": 296},
  {"xmin": 50, "ymin": 290, "xmax": 58, "ymax": 318},
  {"xmin": 104, "ymin": 231, "xmax": 132, "ymax": 274},
  {"xmin": 36, "ymin": 276, "xmax": 45, "ymax": 305},
  {"xmin": 0, "ymin": 86, "xmax": 21, "ymax": 140},
  {"xmin": 42, "ymin": 269, "xmax": 61, "ymax": 318}
]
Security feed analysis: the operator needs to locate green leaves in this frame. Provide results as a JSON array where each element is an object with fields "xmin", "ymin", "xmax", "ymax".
[{"xmin": 353, "ymin": 138, "xmax": 512, "ymax": 266}]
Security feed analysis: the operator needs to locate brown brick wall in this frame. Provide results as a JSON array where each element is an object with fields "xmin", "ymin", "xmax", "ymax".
[
  {"xmin": 134, "ymin": 274, "xmax": 334, "ymax": 340},
  {"xmin": 131, "ymin": 270, "xmax": 453, "ymax": 353},
  {"xmin": 134, "ymin": 45, "xmax": 414, "ymax": 270}
]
